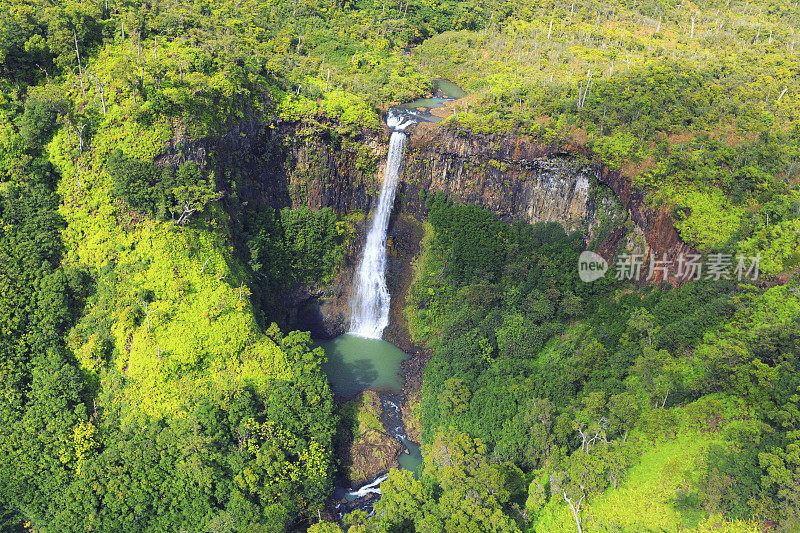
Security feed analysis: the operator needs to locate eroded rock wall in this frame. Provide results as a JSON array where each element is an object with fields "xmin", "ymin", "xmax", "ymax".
[{"xmin": 400, "ymin": 125, "xmax": 600, "ymax": 234}]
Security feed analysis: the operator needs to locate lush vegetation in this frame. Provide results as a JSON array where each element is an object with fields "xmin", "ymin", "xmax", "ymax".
[
  {"xmin": 2, "ymin": 0, "xmax": 800, "ymax": 530},
  {"xmin": 0, "ymin": 0, "xmax": 376, "ymax": 529},
  {"xmin": 235, "ymin": 205, "xmax": 354, "ymax": 323},
  {"xmin": 332, "ymin": 196, "xmax": 799, "ymax": 531},
  {"xmin": 0, "ymin": 82, "xmax": 340, "ymax": 528}
]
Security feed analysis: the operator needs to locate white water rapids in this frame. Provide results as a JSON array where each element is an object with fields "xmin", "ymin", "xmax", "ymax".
[
  {"xmin": 346, "ymin": 474, "xmax": 388, "ymax": 499},
  {"xmin": 348, "ymin": 112, "xmax": 412, "ymax": 338}
]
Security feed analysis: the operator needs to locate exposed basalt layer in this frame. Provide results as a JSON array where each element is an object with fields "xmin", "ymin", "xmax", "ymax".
[
  {"xmin": 279, "ymin": 124, "xmax": 383, "ymax": 214},
  {"xmin": 176, "ymin": 112, "xmax": 691, "ymax": 274},
  {"xmin": 399, "ymin": 125, "xmax": 596, "ymax": 234},
  {"xmin": 598, "ymin": 165, "xmax": 696, "ymax": 278},
  {"xmin": 235, "ymin": 120, "xmax": 607, "ymax": 239},
  {"xmin": 397, "ymin": 126, "xmax": 695, "ymax": 282},
  {"xmin": 217, "ymin": 119, "xmax": 385, "ymax": 214},
  {"xmin": 383, "ymin": 215, "xmax": 424, "ymax": 352}
]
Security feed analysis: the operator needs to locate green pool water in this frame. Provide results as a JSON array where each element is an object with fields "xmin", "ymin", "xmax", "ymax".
[
  {"xmin": 319, "ymin": 334, "xmax": 410, "ymax": 398},
  {"xmin": 398, "ymin": 439, "xmax": 423, "ymax": 474}
]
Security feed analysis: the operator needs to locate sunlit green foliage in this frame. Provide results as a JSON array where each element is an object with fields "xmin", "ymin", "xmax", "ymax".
[
  {"xmin": 0, "ymin": 0, "xmax": 360, "ymax": 527},
  {"xmin": 414, "ymin": 0, "xmax": 800, "ymax": 265},
  {"xmin": 2, "ymin": 0, "xmax": 800, "ymax": 529}
]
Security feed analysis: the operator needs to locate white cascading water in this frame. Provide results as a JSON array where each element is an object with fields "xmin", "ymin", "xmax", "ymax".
[
  {"xmin": 346, "ymin": 474, "xmax": 388, "ymax": 499},
  {"xmin": 348, "ymin": 112, "xmax": 412, "ymax": 338}
]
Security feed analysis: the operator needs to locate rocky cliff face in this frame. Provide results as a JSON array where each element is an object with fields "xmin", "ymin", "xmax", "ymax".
[
  {"xmin": 251, "ymin": 121, "xmax": 609, "ymax": 238},
  {"xmin": 399, "ymin": 124, "xmax": 601, "ymax": 234},
  {"xmin": 399, "ymin": 125, "xmax": 695, "ymax": 274},
  {"xmin": 597, "ymin": 164, "xmax": 696, "ymax": 271},
  {"xmin": 228, "ymin": 118, "xmax": 691, "ymax": 338},
  {"xmin": 219, "ymin": 120, "xmax": 384, "ymax": 213}
]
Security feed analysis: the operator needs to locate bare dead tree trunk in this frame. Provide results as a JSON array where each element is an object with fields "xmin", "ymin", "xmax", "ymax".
[
  {"xmin": 142, "ymin": 301, "xmax": 156, "ymax": 332},
  {"xmin": 578, "ymin": 71, "xmax": 593, "ymax": 108},
  {"xmin": 73, "ymin": 123, "xmax": 87, "ymax": 152},
  {"xmin": 37, "ymin": 64, "xmax": 49, "ymax": 83},
  {"xmin": 175, "ymin": 205, "xmax": 197, "ymax": 226},
  {"xmin": 74, "ymin": 31, "xmax": 86, "ymax": 97},
  {"xmin": 90, "ymin": 74, "xmax": 107, "ymax": 114},
  {"xmin": 661, "ymin": 381, "xmax": 671, "ymax": 408},
  {"xmin": 138, "ymin": 33, "xmax": 143, "ymax": 78},
  {"xmin": 563, "ymin": 491, "xmax": 585, "ymax": 533}
]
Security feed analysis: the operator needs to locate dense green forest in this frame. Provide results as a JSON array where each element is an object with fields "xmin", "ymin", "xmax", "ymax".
[{"xmin": 0, "ymin": 0, "xmax": 799, "ymax": 531}]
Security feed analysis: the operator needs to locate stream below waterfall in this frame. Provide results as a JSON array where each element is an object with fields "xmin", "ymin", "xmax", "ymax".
[
  {"xmin": 320, "ymin": 335, "xmax": 423, "ymax": 519},
  {"xmin": 320, "ymin": 79, "xmax": 465, "ymax": 520}
]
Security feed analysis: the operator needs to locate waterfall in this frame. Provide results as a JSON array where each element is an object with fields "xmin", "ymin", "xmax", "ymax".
[{"xmin": 348, "ymin": 112, "xmax": 412, "ymax": 338}]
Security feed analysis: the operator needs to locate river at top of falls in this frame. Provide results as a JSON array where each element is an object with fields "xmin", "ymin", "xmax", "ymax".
[{"xmin": 347, "ymin": 110, "xmax": 414, "ymax": 339}]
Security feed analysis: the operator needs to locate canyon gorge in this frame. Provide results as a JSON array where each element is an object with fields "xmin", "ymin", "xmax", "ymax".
[{"xmin": 213, "ymin": 115, "xmax": 692, "ymax": 342}]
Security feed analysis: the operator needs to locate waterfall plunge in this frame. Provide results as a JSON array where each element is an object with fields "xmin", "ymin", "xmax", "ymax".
[{"xmin": 348, "ymin": 114, "xmax": 411, "ymax": 338}]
